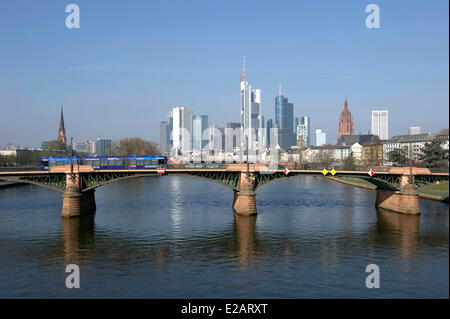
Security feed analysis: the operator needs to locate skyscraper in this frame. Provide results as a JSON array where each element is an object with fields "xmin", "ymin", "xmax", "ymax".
[
  {"xmin": 160, "ymin": 112, "xmax": 174, "ymax": 154},
  {"xmin": 275, "ymin": 83, "xmax": 294, "ymax": 149},
  {"xmin": 57, "ymin": 104, "xmax": 67, "ymax": 144},
  {"xmin": 209, "ymin": 124, "xmax": 225, "ymax": 152},
  {"xmin": 171, "ymin": 106, "xmax": 193, "ymax": 154},
  {"xmin": 293, "ymin": 117, "xmax": 299, "ymax": 140},
  {"xmin": 338, "ymin": 95, "xmax": 354, "ymax": 141},
  {"xmin": 240, "ymin": 57, "xmax": 263, "ymax": 154},
  {"xmin": 192, "ymin": 115, "xmax": 208, "ymax": 151},
  {"xmin": 160, "ymin": 121, "xmax": 169, "ymax": 153},
  {"xmin": 371, "ymin": 110, "xmax": 389, "ymax": 140},
  {"xmin": 226, "ymin": 122, "xmax": 241, "ymax": 152},
  {"xmin": 298, "ymin": 116, "xmax": 310, "ymax": 146},
  {"xmin": 315, "ymin": 129, "xmax": 326, "ymax": 146},
  {"xmin": 266, "ymin": 119, "xmax": 273, "ymax": 147}
]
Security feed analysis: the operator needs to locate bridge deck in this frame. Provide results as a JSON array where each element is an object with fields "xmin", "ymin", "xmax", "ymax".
[{"xmin": 0, "ymin": 169, "xmax": 448, "ymax": 176}]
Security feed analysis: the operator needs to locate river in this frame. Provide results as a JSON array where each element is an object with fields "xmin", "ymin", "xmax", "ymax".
[{"xmin": 0, "ymin": 175, "xmax": 448, "ymax": 298}]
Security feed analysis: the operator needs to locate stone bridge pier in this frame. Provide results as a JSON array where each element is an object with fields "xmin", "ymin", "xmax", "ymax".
[
  {"xmin": 233, "ymin": 171, "xmax": 257, "ymax": 216},
  {"xmin": 375, "ymin": 168, "xmax": 421, "ymax": 215},
  {"xmin": 61, "ymin": 168, "xmax": 96, "ymax": 218},
  {"xmin": 228, "ymin": 164, "xmax": 264, "ymax": 216}
]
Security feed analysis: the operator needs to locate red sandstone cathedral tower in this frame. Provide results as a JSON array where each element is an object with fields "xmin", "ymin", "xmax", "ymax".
[{"xmin": 337, "ymin": 95, "xmax": 354, "ymax": 141}]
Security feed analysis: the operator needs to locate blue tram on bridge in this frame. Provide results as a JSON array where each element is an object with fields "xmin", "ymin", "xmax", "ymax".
[{"xmin": 40, "ymin": 156, "xmax": 168, "ymax": 171}]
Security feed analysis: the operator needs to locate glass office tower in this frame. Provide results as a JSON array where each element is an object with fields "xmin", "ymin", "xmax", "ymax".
[
  {"xmin": 192, "ymin": 115, "xmax": 208, "ymax": 151},
  {"xmin": 275, "ymin": 85, "xmax": 294, "ymax": 150}
]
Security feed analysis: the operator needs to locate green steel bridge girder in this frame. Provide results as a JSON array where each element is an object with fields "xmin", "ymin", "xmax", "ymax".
[
  {"xmin": 252, "ymin": 172, "xmax": 449, "ymax": 192},
  {"xmin": 1, "ymin": 171, "xmax": 448, "ymax": 193},
  {"xmin": 1, "ymin": 174, "xmax": 66, "ymax": 192},
  {"xmin": 184, "ymin": 172, "xmax": 241, "ymax": 191},
  {"xmin": 251, "ymin": 172, "xmax": 403, "ymax": 191}
]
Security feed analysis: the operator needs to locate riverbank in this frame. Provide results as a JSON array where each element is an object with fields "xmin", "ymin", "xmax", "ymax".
[{"xmin": 327, "ymin": 176, "xmax": 449, "ymax": 203}]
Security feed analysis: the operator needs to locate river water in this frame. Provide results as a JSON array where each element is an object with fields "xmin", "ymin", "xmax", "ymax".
[{"xmin": 0, "ymin": 175, "xmax": 448, "ymax": 298}]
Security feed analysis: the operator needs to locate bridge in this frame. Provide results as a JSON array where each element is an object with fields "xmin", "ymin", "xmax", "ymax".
[{"xmin": 0, "ymin": 164, "xmax": 448, "ymax": 217}]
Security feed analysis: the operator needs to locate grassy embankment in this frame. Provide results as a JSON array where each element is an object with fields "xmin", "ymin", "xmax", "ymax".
[{"xmin": 328, "ymin": 176, "xmax": 449, "ymax": 202}]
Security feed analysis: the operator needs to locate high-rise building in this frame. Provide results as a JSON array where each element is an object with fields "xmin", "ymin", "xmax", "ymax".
[
  {"xmin": 226, "ymin": 122, "xmax": 241, "ymax": 152},
  {"xmin": 171, "ymin": 106, "xmax": 193, "ymax": 154},
  {"xmin": 293, "ymin": 117, "xmax": 299, "ymax": 139},
  {"xmin": 96, "ymin": 138, "xmax": 112, "ymax": 156},
  {"xmin": 57, "ymin": 104, "xmax": 67, "ymax": 144},
  {"xmin": 160, "ymin": 113, "xmax": 174, "ymax": 154},
  {"xmin": 74, "ymin": 142, "xmax": 87, "ymax": 153},
  {"xmin": 73, "ymin": 141, "xmax": 95, "ymax": 155},
  {"xmin": 240, "ymin": 57, "xmax": 263, "ymax": 154},
  {"xmin": 338, "ymin": 95, "xmax": 354, "ymax": 141},
  {"xmin": 298, "ymin": 116, "xmax": 310, "ymax": 146},
  {"xmin": 209, "ymin": 125, "xmax": 225, "ymax": 152},
  {"xmin": 371, "ymin": 110, "xmax": 389, "ymax": 140},
  {"xmin": 86, "ymin": 140, "xmax": 96, "ymax": 155},
  {"xmin": 160, "ymin": 121, "xmax": 169, "ymax": 153},
  {"xmin": 315, "ymin": 129, "xmax": 326, "ymax": 146},
  {"xmin": 408, "ymin": 126, "xmax": 421, "ymax": 135},
  {"xmin": 275, "ymin": 83, "xmax": 294, "ymax": 149},
  {"xmin": 266, "ymin": 119, "xmax": 273, "ymax": 147},
  {"xmin": 193, "ymin": 115, "xmax": 208, "ymax": 151}
]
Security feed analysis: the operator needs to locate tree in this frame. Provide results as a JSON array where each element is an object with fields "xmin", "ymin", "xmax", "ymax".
[
  {"xmin": 297, "ymin": 146, "xmax": 307, "ymax": 168},
  {"xmin": 114, "ymin": 137, "xmax": 160, "ymax": 156},
  {"xmin": 419, "ymin": 137, "xmax": 449, "ymax": 168},
  {"xmin": 0, "ymin": 155, "xmax": 15, "ymax": 167},
  {"xmin": 313, "ymin": 149, "xmax": 333, "ymax": 168},
  {"xmin": 42, "ymin": 140, "xmax": 70, "ymax": 157},
  {"xmin": 342, "ymin": 151, "xmax": 356, "ymax": 170},
  {"xmin": 387, "ymin": 148, "xmax": 409, "ymax": 167}
]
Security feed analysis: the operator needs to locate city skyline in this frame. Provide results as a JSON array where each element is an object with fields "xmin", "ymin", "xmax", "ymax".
[{"xmin": 0, "ymin": 1, "xmax": 448, "ymax": 148}]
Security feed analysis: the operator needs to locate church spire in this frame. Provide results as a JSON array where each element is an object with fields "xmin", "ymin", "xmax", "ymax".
[
  {"xmin": 58, "ymin": 103, "xmax": 67, "ymax": 144},
  {"xmin": 344, "ymin": 94, "xmax": 348, "ymax": 109}
]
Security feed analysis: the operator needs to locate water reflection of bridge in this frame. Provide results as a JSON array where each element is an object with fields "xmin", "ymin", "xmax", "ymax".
[{"xmin": 41, "ymin": 208, "xmax": 444, "ymax": 271}]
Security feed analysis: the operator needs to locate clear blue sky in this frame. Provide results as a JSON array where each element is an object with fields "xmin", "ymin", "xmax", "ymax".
[{"xmin": 0, "ymin": 0, "xmax": 448, "ymax": 148}]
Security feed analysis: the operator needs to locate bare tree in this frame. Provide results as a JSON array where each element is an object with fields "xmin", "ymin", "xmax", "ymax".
[
  {"xmin": 313, "ymin": 149, "xmax": 333, "ymax": 168},
  {"xmin": 114, "ymin": 137, "xmax": 160, "ymax": 156}
]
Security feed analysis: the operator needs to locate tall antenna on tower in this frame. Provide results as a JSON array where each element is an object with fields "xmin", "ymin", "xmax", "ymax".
[
  {"xmin": 240, "ymin": 56, "xmax": 246, "ymax": 82},
  {"xmin": 279, "ymin": 83, "xmax": 282, "ymax": 96}
]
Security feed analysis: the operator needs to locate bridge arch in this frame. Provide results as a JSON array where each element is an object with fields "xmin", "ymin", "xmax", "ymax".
[
  {"xmin": 80, "ymin": 171, "xmax": 242, "ymax": 192},
  {"xmin": 252, "ymin": 172, "xmax": 403, "ymax": 192},
  {"xmin": 0, "ymin": 175, "xmax": 66, "ymax": 193}
]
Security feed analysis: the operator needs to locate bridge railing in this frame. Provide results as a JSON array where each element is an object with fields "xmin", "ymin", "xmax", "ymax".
[
  {"xmin": 0, "ymin": 166, "xmax": 41, "ymax": 172},
  {"xmin": 429, "ymin": 168, "xmax": 450, "ymax": 174}
]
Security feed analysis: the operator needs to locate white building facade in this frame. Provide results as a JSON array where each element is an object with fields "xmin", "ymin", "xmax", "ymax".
[
  {"xmin": 171, "ymin": 106, "xmax": 193, "ymax": 155},
  {"xmin": 371, "ymin": 110, "xmax": 389, "ymax": 140},
  {"xmin": 315, "ymin": 129, "xmax": 326, "ymax": 146},
  {"xmin": 382, "ymin": 133, "xmax": 441, "ymax": 165}
]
